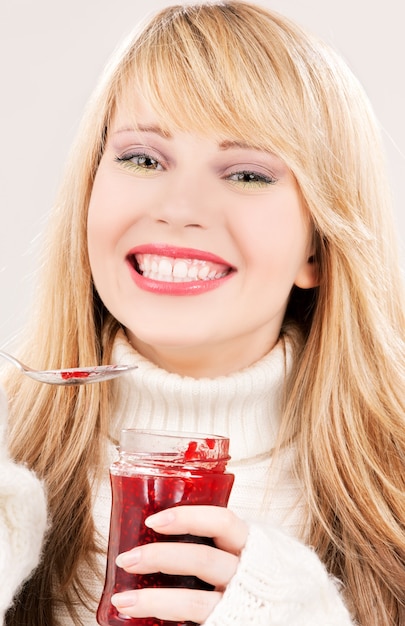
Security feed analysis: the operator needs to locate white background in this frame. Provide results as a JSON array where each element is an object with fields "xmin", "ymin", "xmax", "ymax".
[{"xmin": 0, "ymin": 0, "xmax": 404, "ymax": 347}]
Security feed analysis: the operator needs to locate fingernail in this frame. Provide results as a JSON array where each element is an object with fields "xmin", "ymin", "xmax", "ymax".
[
  {"xmin": 145, "ymin": 510, "xmax": 175, "ymax": 528},
  {"xmin": 116, "ymin": 547, "xmax": 141, "ymax": 568},
  {"xmin": 111, "ymin": 591, "xmax": 137, "ymax": 609}
]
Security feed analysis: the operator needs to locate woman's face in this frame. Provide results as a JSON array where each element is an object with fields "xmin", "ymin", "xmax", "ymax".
[{"xmin": 87, "ymin": 96, "xmax": 317, "ymax": 376}]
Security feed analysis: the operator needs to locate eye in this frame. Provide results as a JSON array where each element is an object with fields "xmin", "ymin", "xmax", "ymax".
[
  {"xmin": 226, "ymin": 169, "xmax": 278, "ymax": 188},
  {"xmin": 115, "ymin": 152, "xmax": 163, "ymax": 172}
]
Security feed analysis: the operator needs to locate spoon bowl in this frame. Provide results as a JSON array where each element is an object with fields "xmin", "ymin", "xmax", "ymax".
[{"xmin": 0, "ymin": 350, "xmax": 138, "ymax": 385}]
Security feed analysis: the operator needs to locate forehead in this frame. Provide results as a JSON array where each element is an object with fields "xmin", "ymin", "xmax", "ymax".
[
  {"xmin": 110, "ymin": 93, "xmax": 170, "ymax": 134},
  {"xmin": 110, "ymin": 90, "xmax": 270, "ymax": 152}
]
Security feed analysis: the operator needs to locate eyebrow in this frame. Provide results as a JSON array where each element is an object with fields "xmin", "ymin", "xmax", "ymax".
[
  {"xmin": 218, "ymin": 139, "xmax": 255, "ymax": 151},
  {"xmin": 114, "ymin": 124, "xmax": 172, "ymax": 138},
  {"xmin": 114, "ymin": 125, "xmax": 259, "ymax": 152}
]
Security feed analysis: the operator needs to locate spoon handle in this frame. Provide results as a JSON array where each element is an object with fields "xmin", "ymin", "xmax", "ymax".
[{"xmin": 0, "ymin": 351, "xmax": 30, "ymax": 373}]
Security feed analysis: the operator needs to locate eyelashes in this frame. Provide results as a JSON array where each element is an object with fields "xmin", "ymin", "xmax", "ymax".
[
  {"xmin": 114, "ymin": 151, "xmax": 278, "ymax": 187},
  {"xmin": 227, "ymin": 171, "xmax": 278, "ymax": 188},
  {"xmin": 114, "ymin": 153, "xmax": 162, "ymax": 173}
]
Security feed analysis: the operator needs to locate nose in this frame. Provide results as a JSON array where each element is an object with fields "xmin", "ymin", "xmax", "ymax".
[{"xmin": 151, "ymin": 174, "xmax": 212, "ymax": 230}]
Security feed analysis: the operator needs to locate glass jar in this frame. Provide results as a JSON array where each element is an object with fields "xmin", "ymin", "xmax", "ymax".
[{"xmin": 97, "ymin": 429, "xmax": 234, "ymax": 626}]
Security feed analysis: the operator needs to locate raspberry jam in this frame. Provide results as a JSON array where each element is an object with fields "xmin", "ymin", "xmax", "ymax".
[
  {"xmin": 97, "ymin": 430, "xmax": 234, "ymax": 626},
  {"xmin": 60, "ymin": 370, "xmax": 91, "ymax": 379}
]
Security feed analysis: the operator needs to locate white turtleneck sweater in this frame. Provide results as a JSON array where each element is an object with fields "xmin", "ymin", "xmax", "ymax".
[
  {"xmin": 0, "ymin": 387, "xmax": 47, "ymax": 624},
  {"xmin": 56, "ymin": 329, "xmax": 353, "ymax": 625}
]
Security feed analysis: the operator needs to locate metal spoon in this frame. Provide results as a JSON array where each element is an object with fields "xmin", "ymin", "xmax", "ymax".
[{"xmin": 0, "ymin": 350, "xmax": 138, "ymax": 385}]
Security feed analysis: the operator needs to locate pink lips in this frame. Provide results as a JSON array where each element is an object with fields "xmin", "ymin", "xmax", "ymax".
[{"xmin": 126, "ymin": 243, "xmax": 235, "ymax": 296}]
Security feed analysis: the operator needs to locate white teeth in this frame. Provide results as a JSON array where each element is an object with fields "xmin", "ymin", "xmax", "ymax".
[
  {"xmin": 134, "ymin": 253, "xmax": 230, "ymax": 283},
  {"xmin": 188, "ymin": 265, "xmax": 199, "ymax": 279},
  {"xmin": 158, "ymin": 259, "xmax": 172, "ymax": 276},
  {"xmin": 197, "ymin": 265, "xmax": 210, "ymax": 280},
  {"xmin": 173, "ymin": 261, "xmax": 188, "ymax": 278}
]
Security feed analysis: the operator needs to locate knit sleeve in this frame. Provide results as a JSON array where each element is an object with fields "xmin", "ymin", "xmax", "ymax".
[
  {"xmin": 0, "ymin": 387, "xmax": 48, "ymax": 620},
  {"xmin": 204, "ymin": 523, "xmax": 354, "ymax": 626}
]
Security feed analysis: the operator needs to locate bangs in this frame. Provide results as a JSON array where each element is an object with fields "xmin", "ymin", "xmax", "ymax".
[
  {"xmin": 112, "ymin": 2, "xmax": 312, "ymax": 156},
  {"xmin": 99, "ymin": 0, "xmax": 371, "ymax": 250}
]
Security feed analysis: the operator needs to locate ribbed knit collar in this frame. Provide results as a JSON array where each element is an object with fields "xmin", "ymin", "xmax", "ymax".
[{"xmin": 111, "ymin": 329, "xmax": 292, "ymax": 463}]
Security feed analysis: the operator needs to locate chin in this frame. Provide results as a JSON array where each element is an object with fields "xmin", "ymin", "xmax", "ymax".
[
  {"xmin": 132, "ymin": 333, "xmax": 211, "ymax": 350},
  {"xmin": 126, "ymin": 325, "xmax": 219, "ymax": 352}
]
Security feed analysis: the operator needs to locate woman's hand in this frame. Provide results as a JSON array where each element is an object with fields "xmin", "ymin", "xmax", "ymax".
[{"xmin": 111, "ymin": 505, "xmax": 248, "ymax": 623}]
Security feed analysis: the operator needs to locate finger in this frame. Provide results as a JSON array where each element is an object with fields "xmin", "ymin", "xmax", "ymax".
[
  {"xmin": 116, "ymin": 541, "xmax": 239, "ymax": 588},
  {"xmin": 111, "ymin": 587, "xmax": 222, "ymax": 623},
  {"xmin": 145, "ymin": 505, "xmax": 248, "ymax": 554}
]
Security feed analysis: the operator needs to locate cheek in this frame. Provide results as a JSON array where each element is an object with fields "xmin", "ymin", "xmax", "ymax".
[
  {"xmin": 236, "ymin": 207, "xmax": 310, "ymax": 276},
  {"xmin": 87, "ymin": 170, "xmax": 131, "ymax": 251},
  {"xmin": 87, "ymin": 165, "xmax": 151, "ymax": 247},
  {"xmin": 88, "ymin": 169, "xmax": 107, "ymax": 227},
  {"xmin": 86, "ymin": 178, "xmax": 118, "ymax": 273}
]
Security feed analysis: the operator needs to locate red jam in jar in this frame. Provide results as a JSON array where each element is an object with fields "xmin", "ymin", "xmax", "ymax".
[{"xmin": 97, "ymin": 429, "xmax": 234, "ymax": 626}]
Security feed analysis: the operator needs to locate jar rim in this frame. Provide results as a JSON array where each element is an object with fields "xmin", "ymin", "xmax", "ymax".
[
  {"xmin": 121, "ymin": 428, "xmax": 229, "ymax": 440},
  {"xmin": 119, "ymin": 429, "xmax": 231, "ymax": 465}
]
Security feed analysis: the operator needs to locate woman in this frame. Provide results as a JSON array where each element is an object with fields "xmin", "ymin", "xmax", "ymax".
[{"xmin": 4, "ymin": 2, "xmax": 405, "ymax": 624}]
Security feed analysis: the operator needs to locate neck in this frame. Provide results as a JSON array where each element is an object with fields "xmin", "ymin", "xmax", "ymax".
[
  {"xmin": 111, "ymin": 329, "xmax": 293, "ymax": 462},
  {"xmin": 127, "ymin": 332, "xmax": 279, "ymax": 378}
]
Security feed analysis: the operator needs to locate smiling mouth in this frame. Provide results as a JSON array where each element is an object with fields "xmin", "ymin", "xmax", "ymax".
[{"xmin": 128, "ymin": 253, "xmax": 233, "ymax": 283}]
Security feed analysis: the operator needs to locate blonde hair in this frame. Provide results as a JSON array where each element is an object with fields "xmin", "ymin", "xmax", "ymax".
[{"xmin": 5, "ymin": 2, "xmax": 405, "ymax": 624}]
